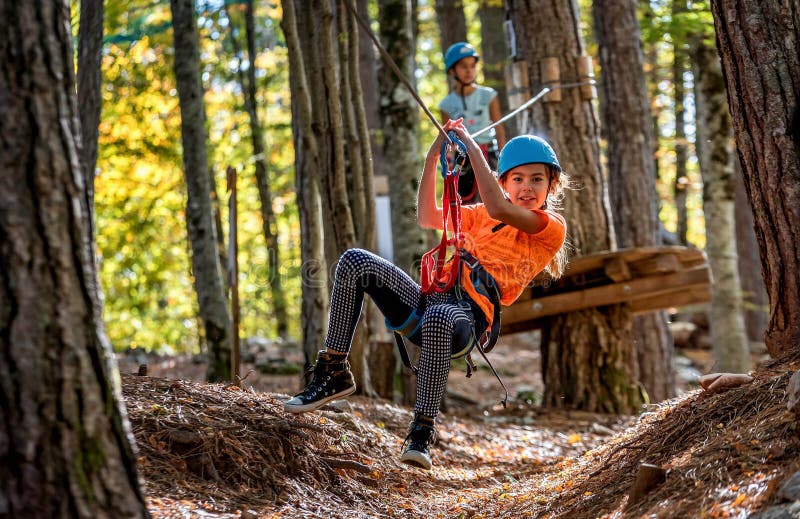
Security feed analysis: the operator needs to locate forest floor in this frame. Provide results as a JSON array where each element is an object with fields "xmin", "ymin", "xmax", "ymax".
[{"xmin": 120, "ymin": 334, "xmax": 800, "ymax": 518}]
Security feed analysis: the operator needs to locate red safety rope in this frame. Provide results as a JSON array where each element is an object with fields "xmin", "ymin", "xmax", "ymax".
[{"xmin": 420, "ymin": 133, "xmax": 467, "ymax": 294}]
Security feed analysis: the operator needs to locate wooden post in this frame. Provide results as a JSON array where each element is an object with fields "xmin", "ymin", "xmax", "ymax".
[
  {"xmin": 504, "ymin": 60, "xmax": 530, "ymax": 110},
  {"xmin": 577, "ymin": 55, "xmax": 597, "ymax": 100},
  {"xmin": 541, "ymin": 57, "xmax": 561, "ymax": 102},
  {"xmin": 226, "ymin": 166, "xmax": 240, "ymax": 386}
]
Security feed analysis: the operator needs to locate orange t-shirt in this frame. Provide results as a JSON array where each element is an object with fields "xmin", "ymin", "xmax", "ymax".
[{"xmin": 445, "ymin": 204, "xmax": 567, "ymax": 328}]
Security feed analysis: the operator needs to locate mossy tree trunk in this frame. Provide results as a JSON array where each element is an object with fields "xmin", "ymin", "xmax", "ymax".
[
  {"xmin": 507, "ymin": 0, "xmax": 643, "ymax": 414},
  {"xmin": 0, "ymin": 1, "xmax": 149, "ymax": 515},
  {"xmin": 594, "ymin": 0, "xmax": 674, "ymax": 402},
  {"xmin": 170, "ymin": 0, "xmax": 232, "ymax": 382},
  {"xmin": 710, "ymin": 0, "xmax": 800, "ymax": 358}
]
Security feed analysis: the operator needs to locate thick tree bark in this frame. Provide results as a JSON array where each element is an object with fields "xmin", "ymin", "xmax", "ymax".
[
  {"xmin": 478, "ymin": 0, "xmax": 514, "ymax": 137},
  {"xmin": 672, "ymin": 0, "xmax": 690, "ymax": 245},
  {"xmin": 693, "ymin": 40, "xmax": 750, "ymax": 372},
  {"xmin": 0, "ymin": 1, "xmax": 149, "ymax": 516},
  {"xmin": 541, "ymin": 306, "xmax": 642, "ymax": 413},
  {"xmin": 594, "ymin": 0, "xmax": 674, "ymax": 402},
  {"xmin": 170, "ymin": 0, "xmax": 232, "ymax": 381},
  {"xmin": 434, "ymin": 0, "xmax": 467, "ymax": 51},
  {"xmin": 734, "ymin": 165, "xmax": 768, "ymax": 343},
  {"xmin": 508, "ymin": 0, "xmax": 642, "ymax": 414},
  {"xmin": 710, "ymin": 0, "xmax": 800, "ymax": 358},
  {"xmin": 236, "ymin": 0, "xmax": 290, "ymax": 339}
]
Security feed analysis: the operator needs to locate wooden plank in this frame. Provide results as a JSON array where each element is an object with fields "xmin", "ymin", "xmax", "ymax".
[
  {"xmin": 631, "ymin": 286, "xmax": 712, "ymax": 314},
  {"xmin": 633, "ymin": 254, "xmax": 680, "ymax": 276},
  {"xmin": 502, "ymin": 266, "xmax": 710, "ymax": 323},
  {"xmin": 604, "ymin": 256, "xmax": 632, "ymax": 281},
  {"xmin": 504, "ymin": 61, "xmax": 530, "ymax": 109},
  {"xmin": 503, "ymin": 286, "xmax": 712, "ymax": 334},
  {"xmin": 559, "ymin": 246, "xmax": 706, "ymax": 278},
  {"xmin": 374, "ymin": 175, "xmax": 389, "ymax": 196}
]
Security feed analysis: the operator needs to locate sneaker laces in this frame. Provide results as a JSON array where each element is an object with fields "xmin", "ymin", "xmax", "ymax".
[
  {"xmin": 299, "ymin": 360, "xmax": 334, "ymax": 398},
  {"xmin": 402, "ymin": 420, "xmax": 437, "ymax": 451}
]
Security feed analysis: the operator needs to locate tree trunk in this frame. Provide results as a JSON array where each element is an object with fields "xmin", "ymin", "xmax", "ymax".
[
  {"xmin": 358, "ymin": 0, "xmax": 385, "ymax": 178},
  {"xmin": 240, "ymin": 0, "xmax": 290, "ymax": 339},
  {"xmin": 710, "ymin": 0, "xmax": 800, "ymax": 358},
  {"xmin": 378, "ymin": 0, "xmax": 426, "ymax": 276},
  {"xmin": 76, "ymin": 0, "xmax": 114, "ymax": 372},
  {"xmin": 0, "ymin": 1, "xmax": 149, "ymax": 516},
  {"xmin": 285, "ymin": 0, "xmax": 375, "ymax": 393},
  {"xmin": 282, "ymin": 0, "xmax": 330, "ymax": 372},
  {"xmin": 336, "ymin": 0, "xmax": 377, "ymax": 396},
  {"xmin": 478, "ymin": 0, "xmax": 514, "ymax": 137},
  {"xmin": 378, "ymin": 0, "xmax": 425, "ymax": 405},
  {"xmin": 357, "ymin": 0, "xmax": 397, "ymax": 398},
  {"xmin": 692, "ymin": 39, "xmax": 750, "ymax": 372},
  {"xmin": 508, "ymin": 0, "xmax": 642, "ymax": 414},
  {"xmin": 434, "ymin": 0, "xmax": 467, "ymax": 51},
  {"xmin": 77, "ymin": 0, "xmax": 103, "ymax": 215},
  {"xmin": 170, "ymin": 0, "xmax": 232, "ymax": 382},
  {"xmin": 640, "ymin": 0, "xmax": 663, "ymax": 187},
  {"xmin": 672, "ymin": 0, "xmax": 690, "ymax": 245},
  {"xmin": 594, "ymin": 0, "xmax": 674, "ymax": 402},
  {"xmin": 734, "ymin": 164, "xmax": 768, "ymax": 343}
]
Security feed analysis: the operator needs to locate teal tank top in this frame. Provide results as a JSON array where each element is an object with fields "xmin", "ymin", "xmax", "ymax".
[{"xmin": 438, "ymin": 85, "xmax": 498, "ymax": 144}]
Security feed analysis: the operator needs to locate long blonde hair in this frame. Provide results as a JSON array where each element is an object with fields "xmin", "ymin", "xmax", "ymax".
[{"xmin": 542, "ymin": 167, "xmax": 572, "ymax": 279}]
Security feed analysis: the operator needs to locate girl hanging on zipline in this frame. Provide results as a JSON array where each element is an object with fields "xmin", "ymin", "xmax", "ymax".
[
  {"xmin": 284, "ymin": 119, "xmax": 568, "ymax": 470},
  {"xmin": 439, "ymin": 42, "xmax": 507, "ymax": 204}
]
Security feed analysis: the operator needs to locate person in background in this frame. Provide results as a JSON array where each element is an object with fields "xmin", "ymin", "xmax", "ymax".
[{"xmin": 439, "ymin": 42, "xmax": 507, "ymax": 204}]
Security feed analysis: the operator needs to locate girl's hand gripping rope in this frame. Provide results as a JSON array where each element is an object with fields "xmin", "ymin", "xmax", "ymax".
[{"xmin": 438, "ymin": 118, "xmax": 468, "ymax": 177}]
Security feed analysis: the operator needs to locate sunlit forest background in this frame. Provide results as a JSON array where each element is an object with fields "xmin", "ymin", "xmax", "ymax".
[{"xmin": 79, "ymin": 0, "xmax": 709, "ymax": 355}]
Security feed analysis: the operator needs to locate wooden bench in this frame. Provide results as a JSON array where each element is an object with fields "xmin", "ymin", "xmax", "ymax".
[{"xmin": 501, "ymin": 246, "xmax": 711, "ymax": 334}]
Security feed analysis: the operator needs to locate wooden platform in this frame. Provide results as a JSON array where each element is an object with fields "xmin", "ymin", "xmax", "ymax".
[{"xmin": 501, "ymin": 246, "xmax": 711, "ymax": 334}]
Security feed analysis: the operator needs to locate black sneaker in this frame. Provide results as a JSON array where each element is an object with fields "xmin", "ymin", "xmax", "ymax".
[
  {"xmin": 400, "ymin": 413, "xmax": 436, "ymax": 469},
  {"xmin": 284, "ymin": 351, "xmax": 356, "ymax": 413}
]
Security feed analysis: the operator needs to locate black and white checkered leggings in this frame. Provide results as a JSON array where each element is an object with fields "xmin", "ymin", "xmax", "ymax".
[{"xmin": 326, "ymin": 248, "xmax": 473, "ymax": 418}]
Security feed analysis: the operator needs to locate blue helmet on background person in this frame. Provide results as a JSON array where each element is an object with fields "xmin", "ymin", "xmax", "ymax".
[
  {"xmin": 444, "ymin": 42, "xmax": 480, "ymax": 71},
  {"xmin": 497, "ymin": 135, "xmax": 562, "ymax": 178}
]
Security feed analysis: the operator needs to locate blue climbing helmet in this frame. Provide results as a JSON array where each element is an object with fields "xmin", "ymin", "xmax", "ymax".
[
  {"xmin": 444, "ymin": 42, "xmax": 480, "ymax": 71},
  {"xmin": 497, "ymin": 135, "xmax": 562, "ymax": 178}
]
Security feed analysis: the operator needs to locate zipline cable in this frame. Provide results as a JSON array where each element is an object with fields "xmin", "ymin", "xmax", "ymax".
[
  {"xmin": 470, "ymin": 80, "xmax": 597, "ymax": 139},
  {"xmin": 343, "ymin": 0, "xmax": 453, "ymax": 144}
]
